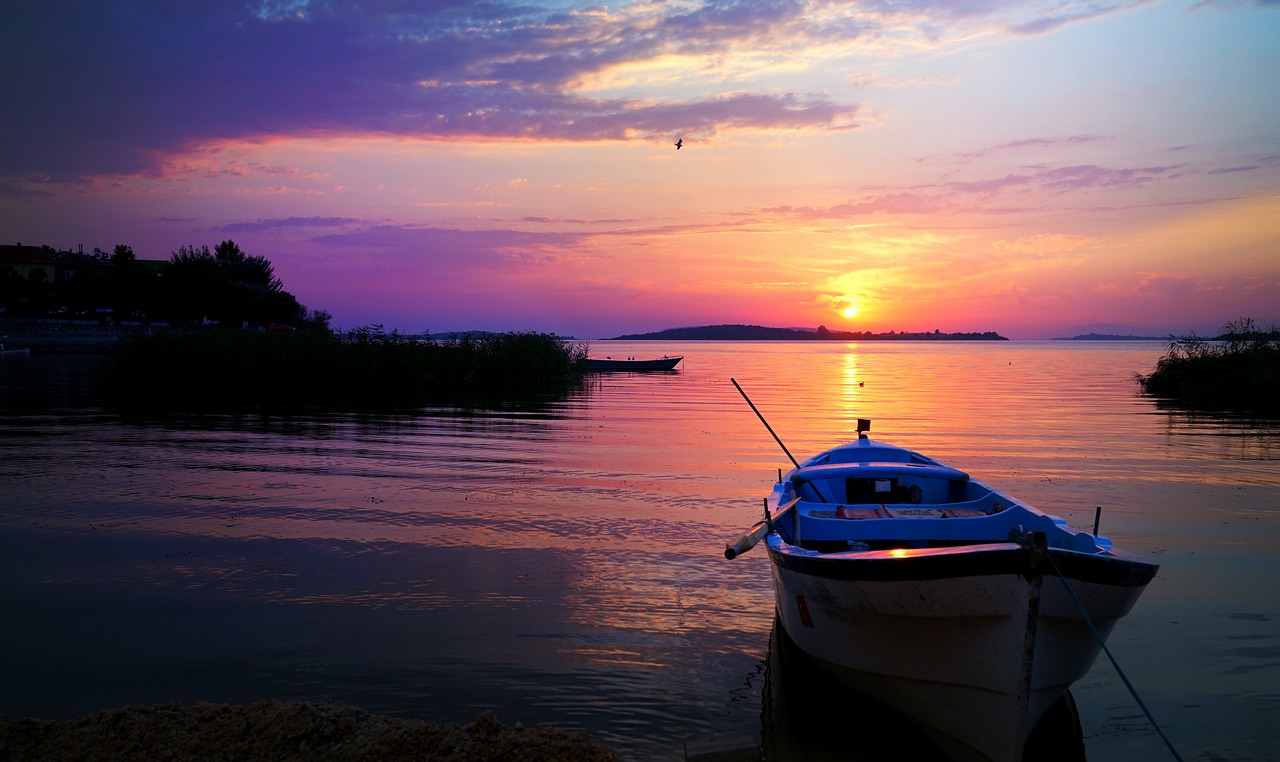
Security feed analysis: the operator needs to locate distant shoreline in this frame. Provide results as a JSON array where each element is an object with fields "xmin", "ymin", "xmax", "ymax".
[
  {"xmin": 1052, "ymin": 333, "xmax": 1167, "ymax": 341},
  {"xmin": 608, "ymin": 324, "xmax": 1007, "ymax": 341}
]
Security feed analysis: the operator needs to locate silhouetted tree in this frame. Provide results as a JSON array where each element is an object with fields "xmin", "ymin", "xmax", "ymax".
[
  {"xmin": 6, "ymin": 239, "xmax": 309, "ymax": 328},
  {"xmin": 110, "ymin": 245, "xmax": 135, "ymax": 267},
  {"xmin": 301, "ymin": 308, "xmax": 332, "ymax": 333},
  {"xmin": 214, "ymin": 240, "xmax": 281, "ymax": 291},
  {"xmin": 108, "ymin": 244, "xmax": 159, "ymax": 321},
  {"xmin": 162, "ymin": 244, "xmax": 235, "ymax": 323},
  {"xmin": 0, "ymin": 266, "xmax": 53, "ymax": 316},
  {"xmin": 246, "ymin": 287, "xmax": 302, "ymax": 327},
  {"xmin": 159, "ymin": 240, "xmax": 302, "ymax": 327},
  {"xmin": 59, "ymin": 261, "xmax": 111, "ymax": 318}
]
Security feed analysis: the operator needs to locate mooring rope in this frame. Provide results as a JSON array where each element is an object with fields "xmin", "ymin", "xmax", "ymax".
[{"xmin": 1044, "ymin": 552, "xmax": 1184, "ymax": 762}]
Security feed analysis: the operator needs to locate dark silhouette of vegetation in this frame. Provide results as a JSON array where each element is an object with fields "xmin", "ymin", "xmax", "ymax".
[
  {"xmin": 161, "ymin": 241, "xmax": 304, "ymax": 327},
  {"xmin": 1137, "ymin": 318, "xmax": 1280, "ymax": 412},
  {"xmin": 1, "ymin": 239, "xmax": 320, "ymax": 330},
  {"xmin": 99, "ymin": 327, "xmax": 588, "ymax": 409},
  {"xmin": 12, "ymin": 239, "xmax": 590, "ymax": 407},
  {"xmin": 1, "ymin": 248, "xmax": 51, "ymax": 316}
]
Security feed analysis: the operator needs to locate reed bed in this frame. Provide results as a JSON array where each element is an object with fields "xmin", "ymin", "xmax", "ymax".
[
  {"xmin": 1137, "ymin": 318, "xmax": 1279, "ymax": 412},
  {"xmin": 99, "ymin": 327, "xmax": 588, "ymax": 409}
]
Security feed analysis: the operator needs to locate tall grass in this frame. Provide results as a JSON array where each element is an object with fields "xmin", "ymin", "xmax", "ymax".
[
  {"xmin": 1137, "ymin": 318, "xmax": 1279, "ymax": 412},
  {"xmin": 99, "ymin": 326, "xmax": 588, "ymax": 409}
]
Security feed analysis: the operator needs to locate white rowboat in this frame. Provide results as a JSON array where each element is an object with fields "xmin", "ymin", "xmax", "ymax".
[{"xmin": 726, "ymin": 421, "xmax": 1158, "ymax": 762}]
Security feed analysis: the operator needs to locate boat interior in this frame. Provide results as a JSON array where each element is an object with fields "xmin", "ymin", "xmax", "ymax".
[{"xmin": 772, "ymin": 442, "xmax": 1106, "ymax": 555}]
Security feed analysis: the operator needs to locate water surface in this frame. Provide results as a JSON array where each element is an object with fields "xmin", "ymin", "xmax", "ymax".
[{"xmin": 2, "ymin": 341, "xmax": 1276, "ymax": 761}]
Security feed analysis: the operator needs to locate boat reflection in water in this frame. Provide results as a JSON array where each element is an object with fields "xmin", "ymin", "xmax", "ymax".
[{"xmin": 761, "ymin": 617, "xmax": 1085, "ymax": 762}]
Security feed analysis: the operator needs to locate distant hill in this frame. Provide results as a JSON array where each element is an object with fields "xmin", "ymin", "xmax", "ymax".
[
  {"xmin": 609, "ymin": 324, "xmax": 1007, "ymax": 341},
  {"xmin": 423, "ymin": 330, "xmax": 580, "ymax": 340},
  {"xmin": 1043, "ymin": 323, "xmax": 1198, "ymax": 341},
  {"xmin": 1053, "ymin": 332, "xmax": 1167, "ymax": 341}
]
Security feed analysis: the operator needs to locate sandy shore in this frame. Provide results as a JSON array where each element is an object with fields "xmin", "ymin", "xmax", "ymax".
[{"xmin": 0, "ymin": 701, "xmax": 621, "ymax": 761}]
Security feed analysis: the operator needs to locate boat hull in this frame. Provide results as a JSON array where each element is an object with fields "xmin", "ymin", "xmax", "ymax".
[{"xmin": 767, "ymin": 537, "xmax": 1154, "ymax": 762}]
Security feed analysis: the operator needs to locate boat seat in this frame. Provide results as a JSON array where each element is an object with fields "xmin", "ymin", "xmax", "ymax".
[{"xmin": 810, "ymin": 505, "xmax": 991, "ymax": 520}]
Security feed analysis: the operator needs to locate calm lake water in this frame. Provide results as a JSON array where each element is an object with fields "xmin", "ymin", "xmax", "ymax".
[{"xmin": 2, "ymin": 341, "xmax": 1277, "ymax": 761}]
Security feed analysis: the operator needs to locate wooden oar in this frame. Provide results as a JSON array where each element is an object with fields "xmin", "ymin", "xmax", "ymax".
[
  {"xmin": 724, "ymin": 497, "xmax": 800, "ymax": 559},
  {"xmin": 730, "ymin": 378, "xmax": 799, "ymax": 468},
  {"xmin": 730, "ymin": 378, "xmax": 827, "ymax": 503},
  {"xmin": 724, "ymin": 520, "xmax": 770, "ymax": 560}
]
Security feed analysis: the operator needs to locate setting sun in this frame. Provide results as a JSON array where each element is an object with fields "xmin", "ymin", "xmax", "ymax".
[{"xmin": 842, "ymin": 306, "xmax": 859, "ymax": 318}]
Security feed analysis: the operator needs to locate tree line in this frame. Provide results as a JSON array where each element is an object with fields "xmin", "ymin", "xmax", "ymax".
[{"xmin": 1, "ymin": 240, "xmax": 329, "ymax": 330}]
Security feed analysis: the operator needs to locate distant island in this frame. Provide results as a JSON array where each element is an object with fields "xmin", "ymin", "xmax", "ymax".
[
  {"xmin": 609, "ymin": 324, "xmax": 1007, "ymax": 341},
  {"xmin": 1053, "ymin": 333, "xmax": 1166, "ymax": 341}
]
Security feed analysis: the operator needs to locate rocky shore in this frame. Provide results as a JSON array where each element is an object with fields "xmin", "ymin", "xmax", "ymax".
[{"xmin": 0, "ymin": 701, "xmax": 621, "ymax": 761}]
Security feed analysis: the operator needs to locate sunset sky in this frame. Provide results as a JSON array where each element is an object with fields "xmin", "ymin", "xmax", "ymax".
[{"xmin": 3, "ymin": 0, "xmax": 1277, "ymax": 339}]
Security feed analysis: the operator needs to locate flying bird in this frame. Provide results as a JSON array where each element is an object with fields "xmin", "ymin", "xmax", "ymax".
[{"xmin": 674, "ymin": 139, "xmax": 683, "ymax": 150}]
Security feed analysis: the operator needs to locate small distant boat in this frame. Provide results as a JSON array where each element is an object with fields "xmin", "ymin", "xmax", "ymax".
[
  {"xmin": 581, "ymin": 355, "xmax": 682, "ymax": 371},
  {"xmin": 726, "ymin": 420, "xmax": 1158, "ymax": 762}
]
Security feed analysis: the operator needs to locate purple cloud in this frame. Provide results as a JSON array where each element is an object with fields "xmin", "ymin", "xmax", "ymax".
[
  {"xmin": 304, "ymin": 224, "xmax": 590, "ymax": 267},
  {"xmin": 518, "ymin": 216, "xmax": 641, "ymax": 225},
  {"xmin": 218, "ymin": 216, "xmax": 360, "ymax": 233},
  {"xmin": 1, "ymin": 1, "xmax": 860, "ymax": 180},
  {"xmin": 757, "ymin": 160, "xmax": 1186, "ymax": 221},
  {"xmin": 1009, "ymin": 2, "xmax": 1137, "ymax": 36},
  {"xmin": 856, "ymin": 0, "xmax": 1148, "ymax": 36},
  {"xmin": 1033, "ymin": 164, "xmax": 1180, "ymax": 191},
  {"xmin": 761, "ymin": 192, "xmax": 955, "ymax": 219},
  {"xmin": 946, "ymin": 135, "xmax": 1112, "ymax": 161}
]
